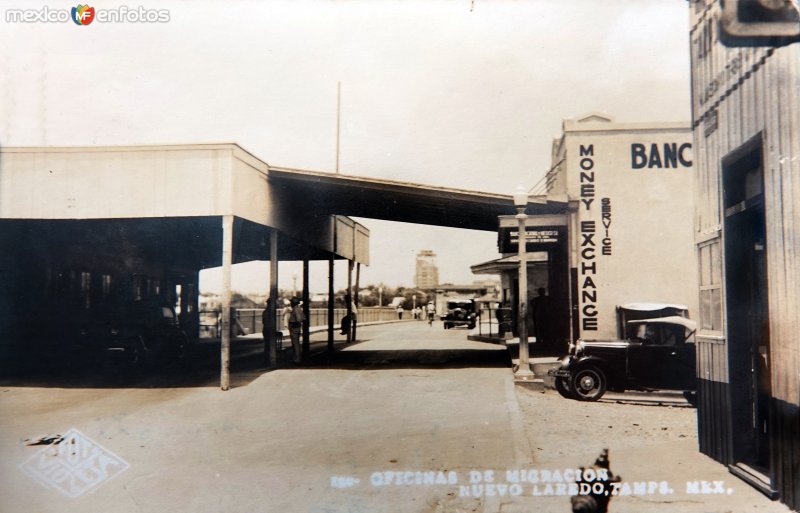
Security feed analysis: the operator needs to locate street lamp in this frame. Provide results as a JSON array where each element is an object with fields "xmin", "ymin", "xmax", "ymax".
[
  {"xmin": 513, "ymin": 185, "xmax": 534, "ymax": 380},
  {"xmin": 378, "ymin": 286, "xmax": 383, "ymax": 307}
]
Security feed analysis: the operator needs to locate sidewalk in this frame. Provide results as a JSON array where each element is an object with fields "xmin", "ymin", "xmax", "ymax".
[{"xmin": 509, "ymin": 385, "xmax": 792, "ymax": 513}]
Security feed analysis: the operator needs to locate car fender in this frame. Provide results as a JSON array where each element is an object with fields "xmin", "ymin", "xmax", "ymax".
[{"xmin": 571, "ymin": 356, "xmax": 624, "ymax": 387}]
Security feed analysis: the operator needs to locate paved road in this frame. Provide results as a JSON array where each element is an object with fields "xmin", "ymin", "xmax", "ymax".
[{"xmin": 0, "ymin": 322, "xmax": 524, "ymax": 513}]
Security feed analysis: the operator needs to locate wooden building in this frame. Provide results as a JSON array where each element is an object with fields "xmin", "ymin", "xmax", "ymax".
[{"xmin": 689, "ymin": 1, "xmax": 800, "ymax": 508}]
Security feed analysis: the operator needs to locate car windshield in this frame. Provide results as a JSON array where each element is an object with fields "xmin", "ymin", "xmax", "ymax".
[
  {"xmin": 633, "ymin": 322, "xmax": 690, "ymax": 345},
  {"xmin": 447, "ymin": 302, "xmax": 471, "ymax": 310}
]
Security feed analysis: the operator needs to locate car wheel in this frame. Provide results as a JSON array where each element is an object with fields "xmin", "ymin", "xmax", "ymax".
[
  {"xmin": 554, "ymin": 377, "xmax": 574, "ymax": 399},
  {"xmin": 124, "ymin": 336, "xmax": 147, "ymax": 371},
  {"xmin": 167, "ymin": 331, "xmax": 189, "ymax": 361},
  {"xmin": 571, "ymin": 366, "xmax": 607, "ymax": 401}
]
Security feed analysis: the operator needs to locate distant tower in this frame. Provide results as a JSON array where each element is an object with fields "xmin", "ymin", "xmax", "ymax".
[{"xmin": 415, "ymin": 250, "xmax": 439, "ymax": 289}]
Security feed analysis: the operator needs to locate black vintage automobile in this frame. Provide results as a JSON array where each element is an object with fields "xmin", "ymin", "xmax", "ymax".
[
  {"xmin": 441, "ymin": 299, "xmax": 478, "ymax": 330},
  {"xmin": 549, "ymin": 316, "xmax": 697, "ymax": 402},
  {"xmin": 75, "ymin": 299, "xmax": 189, "ymax": 368}
]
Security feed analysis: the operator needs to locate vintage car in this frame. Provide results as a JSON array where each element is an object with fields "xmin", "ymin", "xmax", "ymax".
[
  {"xmin": 75, "ymin": 299, "xmax": 189, "ymax": 368},
  {"xmin": 441, "ymin": 299, "xmax": 478, "ymax": 330},
  {"xmin": 548, "ymin": 316, "xmax": 697, "ymax": 402}
]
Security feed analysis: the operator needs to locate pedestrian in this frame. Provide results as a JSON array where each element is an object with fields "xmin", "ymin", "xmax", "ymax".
[
  {"xmin": 262, "ymin": 298, "xmax": 271, "ymax": 342},
  {"xmin": 349, "ymin": 295, "xmax": 358, "ymax": 342},
  {"xmin": 284, "ymin": 297, "xmax": 304, "ymax": 363},
  {"xmin": 396, "ymin": 305, "xmax": 404, "ymax": 320},
  {"xmin": 427, "ymin": 302, "xmax": 435, "ymax": 326},
  {"xmin": 532, "ymin": 287, "xmax": 550, "ymax": 349}
]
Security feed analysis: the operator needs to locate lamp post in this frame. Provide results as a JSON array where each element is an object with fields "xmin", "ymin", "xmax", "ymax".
[
  {"xmin": 513, "ymin": 185, "xmax": 534, "ymax": 379},
  {"xmin": 378, "ymin": 286, "xmax": 383, "ymax": 307}
]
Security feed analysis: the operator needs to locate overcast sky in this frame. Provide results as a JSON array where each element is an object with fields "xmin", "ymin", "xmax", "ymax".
[{"xmin": 0, "ymin": 0, "xmax": 692, "ymax": 295}]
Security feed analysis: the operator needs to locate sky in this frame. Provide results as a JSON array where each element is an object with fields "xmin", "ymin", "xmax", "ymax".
[{"xmin": 0, "ymin": 0, "xmax": 692, "ymax": 294}]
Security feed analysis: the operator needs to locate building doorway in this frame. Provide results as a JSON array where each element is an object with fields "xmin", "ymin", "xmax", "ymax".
[{"xmin": 723, "ymin": 135, "xmax": 772, "ymax": 476}]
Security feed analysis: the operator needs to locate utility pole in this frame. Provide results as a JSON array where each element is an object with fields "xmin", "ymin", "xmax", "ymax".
[{"xmin": 335, "ymin": 81, "xmax": 341, "ymax": 173}]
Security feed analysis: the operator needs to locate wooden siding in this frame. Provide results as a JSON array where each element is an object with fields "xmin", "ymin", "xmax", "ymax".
[
  {"xmin": 696, "ymin": 337, "xmax": 732, "ymax": 465},
  {"xmin": 690, "ymin": 0, "xmax": 800, "ymax": 509}
]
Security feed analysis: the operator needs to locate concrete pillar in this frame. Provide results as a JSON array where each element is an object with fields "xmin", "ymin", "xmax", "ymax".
[
  {"xmin": 220, "ymin": 215, "xmax": 234, "ymax": 391},
  {"xmin": 353, "ymin": 262, "xmax": 360, "ymax": 341},
  {"xmin": 268, "ymin": 229, "xmax": 279, "ymax": 366},
  {"xmin": 346, "ymin": 260, "xmax": 354, "ymax": 343},
  {"xmin": 327, "ymin": 254, "xmax": 334, "ymax": 351},
  {"xmin": 302, "ymin": 257, "xmax": 310, "ymax": 358}
]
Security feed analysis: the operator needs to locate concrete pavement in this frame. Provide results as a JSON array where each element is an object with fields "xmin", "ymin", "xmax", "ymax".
[
  {"xmin": 0, "ymin": 322, "xmax": 520, "ymax": 513},
  {"xmin": 0, "ymin": 322, "xmax": 790, "ymax": 513}
]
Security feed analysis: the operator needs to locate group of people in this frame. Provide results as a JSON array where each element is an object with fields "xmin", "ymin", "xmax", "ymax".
[
  {"xmin": 402, "ymin": 303, "xmax": 436, "ymax": 322},
  {"xmin": 261, "ymin": 295, "xmax": 359, "ymax": 365},
  {"xmin": 261, "ymin": 297, "xmax": 305, "ymax": 364}
]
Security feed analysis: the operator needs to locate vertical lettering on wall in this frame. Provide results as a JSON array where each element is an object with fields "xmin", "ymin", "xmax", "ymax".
[
  {"xmin": 601, "ymin": 198, "xmax": 612, "ymax": 256},
  {"xmin": 578, "ymin": 144, "xmax": 598, "ymax": 331}
]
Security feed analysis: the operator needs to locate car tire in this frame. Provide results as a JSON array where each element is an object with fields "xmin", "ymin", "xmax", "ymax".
[
  {"xmin": 124, "ymin": 335, "xmax": 147, "ymax": 371},
  {"xmin": 554, "ymin": 377, "xmax": 574, "ymax": 399},
  {"xmin": 571, "ymin": 366, "xmax": 607, "ymax": 401},
  {"xmin": 167, "ymin": 331, "xmax": 189, "ymax": 361}
]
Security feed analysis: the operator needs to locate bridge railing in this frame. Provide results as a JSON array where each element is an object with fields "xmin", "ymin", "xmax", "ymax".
[{"xmin": 199, "ymin": 307, "xmax": 398, "ymax": 338}]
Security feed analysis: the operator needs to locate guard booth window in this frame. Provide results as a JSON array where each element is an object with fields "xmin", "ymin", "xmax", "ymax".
[{"xmin": 698, "ymin": 240, "xmax": 723, "ymax": 332}]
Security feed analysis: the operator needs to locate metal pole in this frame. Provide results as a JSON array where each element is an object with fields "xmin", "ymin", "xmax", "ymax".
[
  {"xmin": 327, "ymin": 254, "xmax": 334, "ymax": 351},
  {"xmin": 335, "ymin": 81, "xmax": 341, "ymax": 173},
  {"xmin": 220, "ymin": 215, "xmax": 234, "ymax": 390},
  {"xmin": 515, "ymin": 207, "xmax": 534, "ymax": 379}
]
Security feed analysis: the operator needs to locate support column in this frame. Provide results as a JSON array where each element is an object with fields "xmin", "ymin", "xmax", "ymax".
[
  {"xmin": 302, "ymin": 258, "xmax": 310, "ymax": 358},
  {"xmin": 220, "ymin": 215, "xmax": 234, "ymax": 391},
  {"xmin": 327, "ymin": 254, "xmax": 334, "ymax": 351},
  {"xmin": 353, "ymin": 262, "xmax": 360, "ymax": 341},
  {"xmin": 346, "ymin": 259, "xmax": 354, "ymax": 343},
  {"xmin": 267, "ymin": 229, "xmax": 279, "ymax": 367}
]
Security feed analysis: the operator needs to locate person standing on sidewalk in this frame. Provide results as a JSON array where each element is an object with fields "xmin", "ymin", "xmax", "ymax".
[
  {"xmin": 262, "ymin": 298, "xmax": 271, "ymax": 342},
  {"xmin": 285, "ymin": 297, "xmax": 304, "ymax": 363}
]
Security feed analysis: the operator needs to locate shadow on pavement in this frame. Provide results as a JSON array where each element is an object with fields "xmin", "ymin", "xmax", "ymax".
[
  {"xmin": 0, "ymin": 339, "xmax": 272, "ymax": 389},
  {"xmin": 298, "ymin": 346, "xmax": 511, "ymax": 370},
  {"xmin": 0, "ymin": 331, "xmax": 512, "ymax": 388}
]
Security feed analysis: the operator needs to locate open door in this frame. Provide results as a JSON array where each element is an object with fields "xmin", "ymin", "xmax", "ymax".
[{"xmin": 723, "ymin": 135, "xmax": 774, "ymax": 493}]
